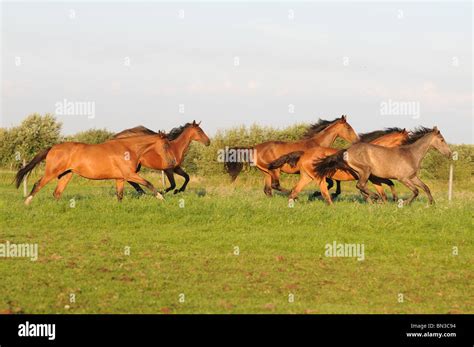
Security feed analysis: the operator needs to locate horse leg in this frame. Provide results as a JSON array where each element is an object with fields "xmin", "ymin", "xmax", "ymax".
[
  {"xmin": 271, "ymin": 169, "xmax": 290, "ymax": 194},
  {"xmin": 164, "ymin": 169, "xmax": 176, "ymax": 193},
  {"xmin": 355, "ymin": 168, "xmax": 378, "ymax": 203},
  {"xmin": 399, "ymin": 178, "xmax": 419, "ymax": 205},
  {"xmin": 372, "ymin": 182, "xmax": 387, "ymax": 202},
  {"xmin": 318, "ymin": 177, "xmax": 333, "ymax": 205},
  {"xmin": 326, "ymin": 178, "xmax": 334, "ymax": 191},
  {"xmin": 173, "ymin": 166, "xmax": 190, "ymax": 194},
  {"xmin": 53, "ymin": 172, "xmax": 73, "ymax": 200},
  {"xmin": 331, "ymin": 179, "xmax": 342, "ymax": 200},
  {"xmin": 309, "ymin": 177, "xmax": 333, "ymax": 199},
  {"xmin": 288, "ymin": 172, "xmax": 312, "ymax": 201},
  {"xmin": 263, "ymin": 172, "xmax": 273, "ymax": 197},
  {"xmin": 127, "ymin": 163, "xmax": 145, "ymax": 195},
  {"xmin": 386, "ymin": 180, "xmax": 398, "ymax": 202},
  {"xmin": 126, "ymin": 173, "xmax": 164, "ymax": 200},
  {"xmin": 411, "ymin": 176, "xmax": 434, "ymax": 204},
  {"xmin": 25, "ymin": 172, "xmax": 56, "ymax": 205},
  {"xmin": 115, "ymin": 179, "xmax": 125, "ymax": 202},
  {"xmin": 368, "ymin": 177, "xmax": 387, "ymax": 202},
  {"xmin": 128, "ymin": 181, "xmax": 146, "ymax": 195}
]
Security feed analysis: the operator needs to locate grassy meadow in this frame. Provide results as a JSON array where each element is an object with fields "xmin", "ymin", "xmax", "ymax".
[{"xmin": 0, "ymin": 169, "xmax": 472, "ymax": 314}]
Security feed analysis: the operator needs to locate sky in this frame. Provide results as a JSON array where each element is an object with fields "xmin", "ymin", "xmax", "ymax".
[{"xmin": 1, "ymin": 1, "xmax": 472, "ymax": 143}]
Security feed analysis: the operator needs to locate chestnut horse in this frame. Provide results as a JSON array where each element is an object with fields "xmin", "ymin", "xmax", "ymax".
[
  {"xmin": 113, "ymin": 121, "xmax": 210, "ymax": 194},
  {"xmin": 314, "ymin": 127, "xmax": 452, "ymax": 205},
  {"xmin": 269, "ymin": 128, "xmax": 410, "ymax": 201},
  {"xmin": 15, "ymin": 132, "xmax": 176, "ymax": 205},
  {"xmin": 225, "ymin": 115, "xmax": 359, "ymax": 196}
]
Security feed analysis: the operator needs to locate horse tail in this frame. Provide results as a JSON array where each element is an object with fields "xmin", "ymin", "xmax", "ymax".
[
  {"xmin": 268, "ymin": 151, "xmax": 304, "ymax": 170},
  {"xmin": 313, "ymin": 150, "xmax": 357, "ymax": 179},
  {"xmin": 224, "ymin": 146, "xmax": 254, "ymax": 182},
  {"xmin": 15, "ymin": 147, "xmax": 51, "ymax": 188}
]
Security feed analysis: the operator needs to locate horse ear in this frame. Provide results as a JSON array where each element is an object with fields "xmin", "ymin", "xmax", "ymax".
[
  {"xmin": 341, "ymin": 115, "xmax": 347, "ymax": 122},
  {"xmin": 198, "ymin": 121, "xmax": 202, "ymax": 126},
  {"xmin": 433, "ymin": 126, "xmax": 439, "ymax": 133},
  {"xmin": 192, "ymin": 120, "xmax": 197, "ymax": 126}
]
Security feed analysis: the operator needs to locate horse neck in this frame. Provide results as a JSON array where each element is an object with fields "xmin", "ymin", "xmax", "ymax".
[
  {"xmin": 371, "ymin": 133, "xmax": 404, "ymax": 147},
  {"xmin": 122, "ymin": 135, "xmax": 159, "ymax": 157},
  {"xmin": 405, "ymin": 135, "xmax": 434, "ymax": 163},
  {"xmin": 171, "ymin": 128, "xmax": 194, "ymax": 159},
  {"xmin": 312, "ymin": 124, "xmax": 339, "ymax": 147}
]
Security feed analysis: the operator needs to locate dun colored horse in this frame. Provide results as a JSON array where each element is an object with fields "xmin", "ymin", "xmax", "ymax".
[
  {"xmin": 15, "ymin": 132, "xmax": 176, "ymax": 205},
  {"xmin": 225, "ymin": 115, "xmax": 359, "ymax": 196},
  {"xmin": 113, "ymin": 121, "xmax": 210, "ymax": 194},
  {"xmin": 314, "ymin": 127, "xmax": 451, "ymax": 205},
  {"xmin": 269, "ymin": 128, "xmax": 410, "ymax": 201}
]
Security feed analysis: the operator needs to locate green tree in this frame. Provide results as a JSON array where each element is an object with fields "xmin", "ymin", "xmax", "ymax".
[
  {"xmin": 15, "ymin": 113, "xmax": 62, "ymax": 162},
  {"xmin": 0, "ymin": 114, "xmax": 62, "ymax": 168},
  {"xmin": 66, "ymin": 129, "xmax": 114, "ymax": 144}
]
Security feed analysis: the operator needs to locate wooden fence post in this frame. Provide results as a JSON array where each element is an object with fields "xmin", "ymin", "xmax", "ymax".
[
  {"xmin": 23, "ymin": 158, "xmax": 27, "ymax": 197},
  {"xmin": 448, "ymin": 164, "xmax": 453, "ymax": 202}
]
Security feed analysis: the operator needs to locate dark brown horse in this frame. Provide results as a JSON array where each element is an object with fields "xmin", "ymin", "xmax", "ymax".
[
  {"xmin": 269, "ymin": 128, "xmax": 410, "ymax": 201},
  {"xmin": 113, "ymin": 121, "xmax": 210, "ymax": 194},
  {"xmin": 15, "ymin": 132, "xmax": 176, "ymax": 205},
  {"xmin": 225, "ymin": 115, "xmax": 359, "ymax": 196},
  {"xmin": 314, "ymin": 127, "xmax": 452, "ymax": 205}
]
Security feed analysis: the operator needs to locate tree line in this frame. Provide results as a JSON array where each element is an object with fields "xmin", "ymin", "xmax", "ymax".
[{"xmin": 1, "ymin": 114, "xmax": 471, "ymax": 181}]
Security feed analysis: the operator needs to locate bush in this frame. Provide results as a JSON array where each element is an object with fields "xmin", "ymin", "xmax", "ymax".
[
  {"xmin": 420, "ymin": 144, "xmax": 472, "ymax": 181},
  {"xmin": 65, "ymin": 129, "xmax": 114, "ymax": 144},
  {"xmin": 0, "ymin": 114, "xmax": 62, "ymax": 168},
  {"xmin": 1, "ymin": 115, "xmax": 472, "ymax": 185}
]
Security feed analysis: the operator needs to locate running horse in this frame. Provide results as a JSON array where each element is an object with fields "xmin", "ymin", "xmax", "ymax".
[
  {"xmin": 269, "ymin": 128, "xmax": 410, "ymax": 201},
  {"xmin": 15, "ymin": 132, "xmax": 176, "ymax": 205},
  {"xmin": 113, "ymin": 121, "xmax": 210, "ymax": 194},
  {"xmin": 313, "ymin": 127, "xmax": 452, "ymax": 205},
  {"xmin": 225, "ymin": 115, "xmax": 359, "ymax": 196}
]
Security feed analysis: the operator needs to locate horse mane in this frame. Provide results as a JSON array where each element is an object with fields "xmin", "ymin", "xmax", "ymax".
[
  {"xmin": 167, "ymin": 123, "xmax": 193, "ymax": 140},
  {"xmin": 303, "ymin": 117, "xmax": 342, "ymax": 138},
  {"xmin": 358, "ymin": 127, "xmax": 404, "ymax": 143},
  {"xmin": 113, "ymin": 126, "xmax": 157, "ymax": 139},
  {"xmin": 404, "ymin": 126, "xmax": 434, "ymax": 145}
]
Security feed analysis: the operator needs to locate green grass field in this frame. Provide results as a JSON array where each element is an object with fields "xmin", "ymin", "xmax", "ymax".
[{"xmin": 0, "ymin": 170, "xmax": 472, "ymax": 314}]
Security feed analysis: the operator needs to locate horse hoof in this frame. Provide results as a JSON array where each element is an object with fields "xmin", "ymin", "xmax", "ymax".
[
  {"xmin": 24, "ymin": 196, "xmax": 33, "ymax": 206},
  {"xmin": 155, "ymin": 193, "xmax": 165, "ymax": 201}
]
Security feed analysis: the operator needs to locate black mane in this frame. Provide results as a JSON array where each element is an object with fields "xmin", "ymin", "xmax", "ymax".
[
  {"xmin": 167, "ymin": 123, "xmax": 193, "ymax": 141},
  {"xmin": 303, "ymin": 117, "xmax": 341, "ymax": 138},
  {"xmin": 404, "ymin": 126, "xmax": 434, "ymax": 145},
  {"xmin": 358, "ymin": 127, "xmax": 404, "ymax": 143}
]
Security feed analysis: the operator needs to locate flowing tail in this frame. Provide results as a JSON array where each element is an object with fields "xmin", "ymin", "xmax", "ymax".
[
  {"xmin": 313, "ymin": 150, "xmax": 358, "ymax": 179},
  {"xmin": 224, "ymin": 146, "xmax": 255, "ymax": 182},
  {"xmin": 15, "ymin": 147, "xmax": 51, "ymax": 188},
  {"xmin": 268, "ymin": 151, "xmax": 304, "ymax": 170}
]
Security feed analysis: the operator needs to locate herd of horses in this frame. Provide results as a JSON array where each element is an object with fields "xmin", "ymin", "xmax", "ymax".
[{"xmin": 15, "ymin": 117, "xmax": 451, "ymax": 206}]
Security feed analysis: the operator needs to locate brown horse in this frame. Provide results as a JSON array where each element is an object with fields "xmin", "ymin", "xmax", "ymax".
[
  {"xmin": 314, "ymin": 127, "xmax": 452, "ymax": 205},
  {"xmin": 225, "ymin": 115, "xmax": 359, "ymax": 196},
  {"xmin": 15, "ymin": 132, "xmax": 176, "ymax": 205},
  {"xmin": 113, "ymin": 121, "xmax": 210, "ymax": 194},
  {"xmin": 269, "ymin": 128, "xmax": 410, "ymax": 201}
]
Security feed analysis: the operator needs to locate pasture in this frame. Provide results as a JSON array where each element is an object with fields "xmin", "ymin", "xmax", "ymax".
[{"xmin": 0, "ymin": 170, "xmax": 472, "ymax": 314}]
